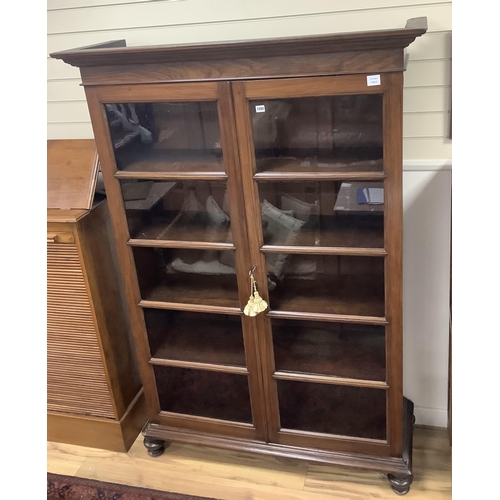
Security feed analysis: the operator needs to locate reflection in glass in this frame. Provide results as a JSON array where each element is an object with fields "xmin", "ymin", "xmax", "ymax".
[
  {"xmin": 132, "ymin": 247, "xmax": 239, "ymax": 307},
  {"xmin": 121, "ymin": 180, "xmax": 232, "ymax": 243},
  {"xmin": 154, "ymin": 366, "xmax": 252, "ymax": 423},
  {"xmin": 277, "ymin": 380, "xmax": 386, "ymax": 439},
  {"xmin": 144, "ymin": 310, "xmax": 246, "ymax": 367},
  {"xmin": 272, "ymin": 319, "xmax": 386, "ymax": 381},
  {"xmin": 105, "ymin": 102, "xmax": 223, "ymax": 173},
  {"xmin": 265, "ymin": 255, "xmax": 385, "ymax": 317},
  {"xmin": 258, "ymin": 181, "xmax": 384, "ymax": 249},
  {"xmin": 251, "ymin": 95, "xmax": 383, "ymax": 174}
]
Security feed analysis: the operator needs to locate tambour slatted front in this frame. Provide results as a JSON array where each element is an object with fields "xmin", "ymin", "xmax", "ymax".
[
  {"xmin": 47, "ymin": 241, "xmax": 115, "ymax": 419},
  {"xmin": 46, "ymin": 139, "xmax": 147, "ymax": 452}
]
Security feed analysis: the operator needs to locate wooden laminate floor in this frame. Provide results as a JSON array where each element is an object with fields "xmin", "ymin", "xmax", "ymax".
[{"xmin": 47, "ymin": 425, "xmax": 451, "ymax": 499}]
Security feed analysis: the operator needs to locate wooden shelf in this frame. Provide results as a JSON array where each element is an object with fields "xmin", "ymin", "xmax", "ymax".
[
  {"xmin": 254, "ymin": 153, "xmax": 384, "ymax": 181},
  {"xmin": 116, "ymin": 171, "xmax": 228, "ymax": 181},
  {"xmin": 151, "ymin": 359, "xmax": 248, "ymax": 374},
  {"xmin": 132, "ymin": 246, "xmax": 240, "ymax": 312},
  {"xmin": 128, "ymin": 218, "xmax": 234, "ymax": 248},
  {"xmin": 255, "ymin": 171, "xmax": 386, "ymax": 182},
  {"xmin": 272, "ymin": 321, "xmax": 386, "ymax": 382},
  {"xmin": 268, "ymin": 275, "xmax": 385, "ymax": 320},
  {"xmin": 140, "ymin": 274, "xmax": 241, "ymax": 310},
  {"xmin": 262, "ymin": 245, "xmax": 386, "ymax": 257},
  {"xmin": 261, "ymin": 215, "xmax": 384, "ymax": 253},
  {"xmin": 146, "ymin": 314, "xmax": 247, "ymax": 369},
  {"xmin": 139, "ymin": 301, "xmax": 241, "ymax": 316},
  {"xmin": 267, "ymin": 310, "xmax": 387, "ymax": 325},
  {"xmin": 130, "ymin": 238, "xmax": 235, "ymax": 250},
  {"xmin": 113, "ymin": 149, "xmax": 226, "ymax": 180},
  {"xmin": 273, "ymin": 371, "xmax": 387, "ymax": 389}
]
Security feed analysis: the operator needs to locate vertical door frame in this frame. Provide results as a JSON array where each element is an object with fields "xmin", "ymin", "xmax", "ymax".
[
  {"xmin": 84, "ymin": 81, "xmax": 268, "ymax": 441},
  {"xmin": 383, "ymin": 71, "xmax": 405, "ymax": 457},
  {"xmin": 231, "ymin": 74, "xmax": 404, "ymax": 455}
]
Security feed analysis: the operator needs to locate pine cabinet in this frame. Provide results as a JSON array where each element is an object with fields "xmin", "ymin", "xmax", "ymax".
[
  {"xmin": 47, "ymin": 139, "xmax": 147, "ymax": 452},
  {"xmin": 51, "ymin": 17, "xmax": 427, "ymax": 494}
]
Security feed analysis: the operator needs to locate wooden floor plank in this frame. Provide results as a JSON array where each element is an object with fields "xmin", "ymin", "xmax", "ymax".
[
  {"xmin": 304, "ymin": 427, "xmax": 451, "ymax": 499},
  {"xmin": 46, "ymin": 426, "xmax": 451, "ymax": 500},
  {"xmin": 75, "ymin": 454, "xmax": 334, "ymax": 500},
  {"xmin": 125, "ymin": 438, "xmax": 308, "ymax": 489},
  {"xmin": 47, "ymin": 440, "xmax": 122, "ymax": 460},
  {"xmin": 305, "ymin": 467, "xmax": 397, "ymax": 500},
  {"xmin": 47, "ymin": 454, "xmax": 87, "ymax": 477},
  {"xmin": 46, "ymin": 441, "xmax": 111, "ymax": 476}
]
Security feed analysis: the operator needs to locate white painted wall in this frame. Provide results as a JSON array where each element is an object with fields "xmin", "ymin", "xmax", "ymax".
[
  {"xmin": 403, "ymin": 168, "xmax": 451, "ymax": 427},
  {"xmin": 46, "ymin": 0, "xmax": 452, "ymax": 427}
]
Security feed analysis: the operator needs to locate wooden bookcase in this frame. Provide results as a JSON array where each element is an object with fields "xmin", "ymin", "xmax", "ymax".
[
  {"xmin": 51, "ymin": 18, "xmax": 427, "ymax": 493},
  {"xmin": 47, "ymin": 139, "xmax": 147, "ymax": 452}
]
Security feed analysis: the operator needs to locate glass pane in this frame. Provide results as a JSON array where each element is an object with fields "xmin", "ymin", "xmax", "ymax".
[
  {"xmin": 121, "ymin": 180, "xmax": 233, "ymax": 243},
  {"xmin": 105, "ymin": 102, "xmax": 223, "ymax": 173},
  {"xmin": 277, "ymin": 380, "xmax": 386, "ymax": 439},
  {"xmin": 258, "ymin": 181, "xmax": 384, "ymax": 249},
  {"xmin": 265, "ymin": 255, "xmax": 384, "ymax": 317},
  {"xmin": 154, "ymin": 366, "xmax": 252, "ymax": 423},
  {"xmin": 132, "ymin": 247, "xmax": 239, "ymax": 307},
  {"xmin": 251, "ymin": 95, "xmax": 383, "ymax": 174},
  {"xmin": 144, "ymin": 309, "xmax": 246, "ymax": 367},
  {"xmin": 272, "ymin": 319, "xmax": 385, "ymax": 381}
]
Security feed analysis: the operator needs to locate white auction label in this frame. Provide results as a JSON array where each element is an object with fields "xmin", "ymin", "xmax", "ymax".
[
  {"xmin": 255, "ymin": 105, "xmax": 266, "ymax": 113},
  {"xmin": 367, "ymin": 75, "xmax": 381, "ymax": 86}
]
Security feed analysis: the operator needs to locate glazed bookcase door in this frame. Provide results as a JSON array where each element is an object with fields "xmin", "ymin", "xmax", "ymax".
[
  {"xmin": 232, "ymin": 73, "xmax": 404, "ymax": 456},
  {"xmin": 84, "ymin": 81, "xmax": 267, "ymax": 441}
]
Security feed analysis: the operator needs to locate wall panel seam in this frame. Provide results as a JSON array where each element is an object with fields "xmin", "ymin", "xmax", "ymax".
[
  {"xmin": 48, "ymin": 1, "xmax": 185, "ymax": 13},
  {"xmin": 48, "ymin": 4, "xmax": 451, "ymax": 36}
]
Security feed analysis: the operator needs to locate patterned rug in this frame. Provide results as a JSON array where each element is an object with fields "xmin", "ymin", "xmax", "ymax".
[{"xmin": 47, "ymin": 473, "xmax": 220, "ymax": 500}]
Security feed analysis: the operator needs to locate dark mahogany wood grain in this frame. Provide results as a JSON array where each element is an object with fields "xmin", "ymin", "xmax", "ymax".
[
  {"xmin": 50, "ymin": 17, "xmax": 426, "ymax": 67},
  {"xmin": 84, "ymin": 86, "xmax": 165, "ymax": 417},
  {"xmin": 53, "ymin": 18, "xmax": 426, "ymax": 490},
  {"xmin": 50, "ymin": 19, "xmax": 426, "ymax": 87},
  {"xmin": 156, "ymin": 411, "xmax": 256, "ymax": 438},
  {"xmin": 384, "ymin": 72, "xmax": 405, "ymax": 457},
  {"xmin": 76, "ymin": 51, "xmax": 404, "ymax": 86},
  {"xmin": 143, "ymin": 421, "xmax": 402, "ymax": 469}
]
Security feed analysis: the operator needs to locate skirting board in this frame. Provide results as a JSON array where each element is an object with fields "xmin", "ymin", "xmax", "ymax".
[
  {"xmin": 414, "ymin": 406, "xmax": 449, "ymax": 428},
  {"xmin": 48, "ymin": 390, "xmax": 148, "ymax": 452}
]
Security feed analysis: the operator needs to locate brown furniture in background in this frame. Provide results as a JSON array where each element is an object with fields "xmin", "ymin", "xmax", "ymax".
[
  {"xmin": 47, "ymin": 139, "xmax": 147, "ymax": 452},
  {"xmin": 51, "ymin": 18, "xmax": 427, "ymax": 493}
]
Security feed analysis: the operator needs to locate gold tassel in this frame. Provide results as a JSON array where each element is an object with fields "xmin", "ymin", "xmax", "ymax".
[
  {"xmin": 244, "ymin": 294, "xmax": 257, "ymax": 316},
  {"xmin": 252, "ymin": 291, "xmax": 268, "ymax": 313},
  {"xmin": 243, "ymin": 271, "xmax": 268, "ymax": 317}
]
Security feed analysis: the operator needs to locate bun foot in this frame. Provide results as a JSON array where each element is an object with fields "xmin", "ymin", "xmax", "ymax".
[
  {"xmin": 143, "ymin": 436, "xmax": 168, "ymax": 457},
  {"xmin": 388, "ymin": 474, "xmax": 413, "ymax": 495}
]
